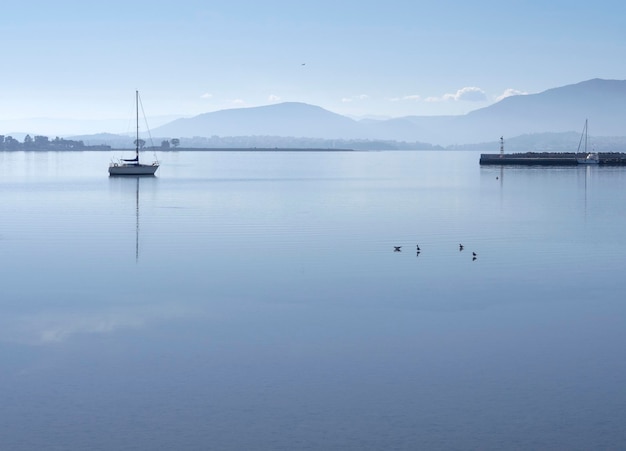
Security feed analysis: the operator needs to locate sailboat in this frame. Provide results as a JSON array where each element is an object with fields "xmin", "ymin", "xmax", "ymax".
[
  {"xmin": 109, "ymin": 91, "xmax": 160, "ymax": 176},
  {"xmin": 576, "ymin": 119, "xmax": 599, "ymax": 165}
]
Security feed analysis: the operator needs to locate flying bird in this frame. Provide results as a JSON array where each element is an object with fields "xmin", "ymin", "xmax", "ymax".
[{"xmin": 394, "ymin": 246, "xmax": 402, "ymax": 252}]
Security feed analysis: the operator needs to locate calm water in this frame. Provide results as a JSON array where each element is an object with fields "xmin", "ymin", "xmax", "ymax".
[{"xmin": 1, "ymin": 150, "xmax": 625, "ymax": 450}]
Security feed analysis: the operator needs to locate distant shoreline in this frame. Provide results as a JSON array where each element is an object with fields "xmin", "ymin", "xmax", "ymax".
[
  {"xmin": 135, "ymin": 147, "xmax": 357, "ymax": 152},
  {"xmin": 7, "ymin": 147, "xmax": 357, "ymax": 152}
]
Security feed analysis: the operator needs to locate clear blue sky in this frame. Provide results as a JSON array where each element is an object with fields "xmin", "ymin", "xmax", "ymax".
[{"xmin": 1, "ymin": 0, "xmax": 625, "ymax": 124}]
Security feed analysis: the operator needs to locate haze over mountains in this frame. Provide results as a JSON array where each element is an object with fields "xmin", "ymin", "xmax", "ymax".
[
  {"xmin": 152, "ymin": 79, "xmax": 626, "ymax": 146},
  {"xmin": 4, "ymin": 79, "xmax": 626, "ymax": 149}
]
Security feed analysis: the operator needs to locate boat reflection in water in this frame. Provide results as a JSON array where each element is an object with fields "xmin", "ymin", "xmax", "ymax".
[
  {"xmin": 110, "ymin": 175, "xmax": 147, "ymax": 262},
  {"xmin": 134, "ymin": 177, "xmax": 140, "ymax": 261}
]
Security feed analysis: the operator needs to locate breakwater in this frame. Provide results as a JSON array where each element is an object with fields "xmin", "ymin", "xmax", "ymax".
[{"xmin": 480, "ymin": 152, "xmax": 626, "ymax": 166}]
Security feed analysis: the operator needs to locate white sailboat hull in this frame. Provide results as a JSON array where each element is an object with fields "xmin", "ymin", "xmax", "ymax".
[
  {"xmin": 577, "ymin": 153, "xmax": 599, "ymax": 164},
  {"xmin": 109, "ymin": 163, "xmax": 159, "ymax": 175}
]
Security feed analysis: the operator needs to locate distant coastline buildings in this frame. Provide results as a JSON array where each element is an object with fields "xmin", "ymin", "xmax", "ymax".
[{"xmin": 0, "ymin": 134, "xmax": 111, "ymax": 151}]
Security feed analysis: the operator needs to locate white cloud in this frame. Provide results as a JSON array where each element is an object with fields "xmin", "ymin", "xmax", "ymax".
[
  {"xmin": 231, "ymin": 99, "xmax": 245, "ymax": 105},
  {"xmin": 496, "ymin": 88, "xmax": 528, "ymax": 101},
  {"xmin": 200, "ymin": 92, "xmax": 213, "ymax": 99},
  {"xmin": 425, "ymin": 87, "xmax": 487, "ymax": 103},
  {"xmin": 443, "ymin": 87, "xmax": 487, "ymax": 102},
  {"xmin": 268, "ymin": 94, "xmax": 281, "ymax": 102}
]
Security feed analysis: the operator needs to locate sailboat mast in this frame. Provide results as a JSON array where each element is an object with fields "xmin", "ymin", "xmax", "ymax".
[{"xmin": 135, "ymin": 90, "xmax": 140, "ymax": 162}]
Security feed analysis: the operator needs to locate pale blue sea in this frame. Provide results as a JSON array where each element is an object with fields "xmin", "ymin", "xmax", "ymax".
[{"xmin": 1, "ymin": 150, "xmax": 625, "ymax": 450}]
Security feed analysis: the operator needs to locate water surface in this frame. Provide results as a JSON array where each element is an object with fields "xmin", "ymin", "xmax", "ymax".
[{"xmin": 1, "ymin": 150, "xmax": 625, "ymax": 450}]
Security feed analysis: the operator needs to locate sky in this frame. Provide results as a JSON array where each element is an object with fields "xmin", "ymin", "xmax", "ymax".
[{"xmin": 1, "ymin": 0, "xmax": 626, "ymax": 133}]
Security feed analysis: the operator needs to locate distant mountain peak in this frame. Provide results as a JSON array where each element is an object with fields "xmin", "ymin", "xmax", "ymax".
[{"xmin": 152, "ymin": 101, "xmax": 359, "ymax": 140}]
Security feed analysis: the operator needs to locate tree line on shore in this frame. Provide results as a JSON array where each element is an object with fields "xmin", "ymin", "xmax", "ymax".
[
  {"xmin": 0, "ymin": 134, "xmax": 184, "ymax": 151},
  {"xmin": 1, "ymin": 133, "xmax": 442, "ymax": 151},
  {"xmin": 0, "ymin": 134, "xmax": 110, "ymax": 151}
]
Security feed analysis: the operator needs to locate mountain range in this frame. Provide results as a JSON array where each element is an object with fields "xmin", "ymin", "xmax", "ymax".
[
  {"xmin": 150, "ymin": 78, "xmax": 626, "ymax": 146},
  {"xmin": 5, "ymin": 78, "xmax": 626, "ymax": 148}
]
